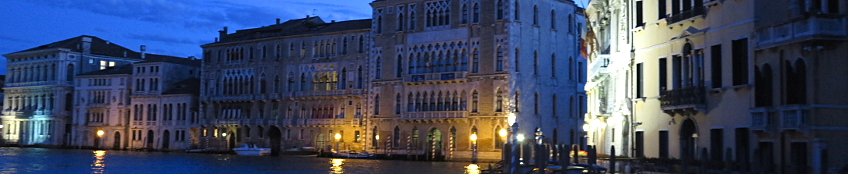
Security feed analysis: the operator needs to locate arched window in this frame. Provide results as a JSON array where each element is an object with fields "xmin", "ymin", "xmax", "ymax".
[
  {"xmin": 515, "ymin": 47, "xmax": 520, "ymax": 72},
  {"xmin": 552, "ymin": 94, "xmax": 558, "ymax": 116},
  {"xmin": 473, "ymin": 3, "xmax": 480, "ymax": 23},
  {"xmin": 462, "ymin": 4, "xmax": 468, "ymax": 24},
  {"xmin": 289, "ymin": 43, "xmax": 295, "ymax": 57},
  {"xmin": 461, "ymin": 49, "xmax": 468, "ymax": 71},
  {"xmin": 472, "ymin": 49, "xmax": 480, "ymax": 73},
  {"xmin": 568, "ymin": 14, "xmax": 574, "ymax": 33},
  {"xmin": 393, "ymin": 126, "xmax": 400, "ymax": 148},
  {"xmin": 357, "ymin": 66, "xmax": 363, "ymax": 89},
  {"xmin": 396, "ymin": 55, "xmax": 403, "ymax": 77},
  {"xmin": 533, "ymin": 5, "xmax": 539, "ymax": 25},
  {"xmin": 409, "ymin": 10, "xmax": 416, "ymax": 30},
  {"xmin": 398, "ymin": 12, "xmax": 405, "ymax": 31},
  {"xmin": 496, "ymin": 46, "xmax": 504, "ymax": 71},
  {"xmin": 533, "ymin": 50, "xmax": 539, "ymax": 75},
  {"xmin": 551, "ymin": 10, "xmax": 556, "ymax": 29},
  {"xmin": 377, "ymin": 11, "xmax": 383, "ymax": 33},
  {"xmin": 551, "ymin": 54, "xmax": 557, "ymax": 77},
  {"xmin": 408, "ymin": 93, "xmax": 414, "ymax": 111},
  {"xmin": 534, "ymin": 92, "xmax": 540, "ymax": 114},
  {"xmin": 497, "ymin": 0, "xmax": 505, "ymax": 20},
  {"xmin": 495, "ymin": 89, "xmax": 502, "ymax": 112},
  {"xmin": 342, "ymin": 38, "xmax": 348, "ymax": 55},
  {"xmin": 374, "ymin": 95, "xmax": 380, "ymax": 115},
  {"xmin": 358, "ymin": 36, "xmax": 364, "ymax": 53},
  {"xmin": 514, "ymin": 90, "xmax": 520, "ymax": 112},
  {"xmin": 515, "ymin": 1, "xmax": 520, "ymax": 20},
  {"xmin": 301, "ymin": 42, "xmax": 306, "ymax": 57},
  {"xmin": 259, "ymin": 74, "xmax": 267, "ymax": 94}
]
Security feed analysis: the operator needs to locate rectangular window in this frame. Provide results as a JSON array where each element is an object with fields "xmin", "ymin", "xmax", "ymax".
[
  {"xmin": 100, "ymin": 60, "xmax": 107, "ymax": 70},
  {"xmin": 673, "ymin": 55, "xmax": 681, "ymax": 89},
  {"xmin": 635, "ymin": 1, "xmax": 644, "ymax": 27},
  {"xmin": 636, "ymin": 63, "xmax": 643, "ymax": 98},
  {"xmin": 711, "ymin": 44, "xmax": 722, "ymax": 88},
  {"xmin": 355, "ymin": 131, "xmax": 361, "ymax": 142},
  {"xmin": 710, "ymin": 129, "xmax": 724, "ymax": 161},
  {"xmin": 658, "ymin": 0, "xmax": 667, "ymax": 19},
  {"xmin": 635, "ymin": 131, "xmax": 644, "ymax": 158},
  {"xmin": 672, "ymin": 0, "xmax": 680, "ymax": 15},
  {"xmin": 732, "ymin": 38, "xmax": 748, "ymax": 86},
  {"xmin": 659, "ymin": 58, "xmax": 667, "ymax": 92},
  {"xmin": 659, "ymin": 130, "xmax": 669, "ymax": 158}
]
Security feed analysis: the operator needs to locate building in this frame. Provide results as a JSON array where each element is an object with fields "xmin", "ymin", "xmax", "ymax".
[
  {"xmin": 750, "ymin": 1, "xmax": 847, "ymax": 173},
  {"xmin": 584, "ymin": 0, "xmax": 634, "ymax": 156},
  {"xmin": 199, "ymin": 17, "xmax": 371, "ymax": 155},
  {"xmin": 73, "ymin": 64, "xmax": 133, "ymax": 149},
  {"xmin": 2, "ymin": 36, "xmax": 143, "ymax": 146},
  {"xmin": 367, "ymin": 0, "xmax": 585, "ymax": 161}
]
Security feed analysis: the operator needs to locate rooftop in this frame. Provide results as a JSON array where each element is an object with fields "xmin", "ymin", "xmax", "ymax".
[{"xmin": 206, "ymin": 16, "xmax": 371, "ymax": 46}]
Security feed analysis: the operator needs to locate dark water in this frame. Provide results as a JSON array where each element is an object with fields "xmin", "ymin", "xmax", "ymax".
[{"xmin": 0, "ymin": 147, "xmax": 485, "ymax": 174}]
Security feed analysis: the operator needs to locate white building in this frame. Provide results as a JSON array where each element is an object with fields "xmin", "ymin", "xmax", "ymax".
[
  {"xmin": 73, "ymin": 65, "xmax": 133, "ymax": 149},
  {"xmin": 2, "ymin": 36, "xmax": 142, "ymax": 146}
]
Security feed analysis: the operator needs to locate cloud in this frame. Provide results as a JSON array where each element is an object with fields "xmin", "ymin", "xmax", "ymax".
[
  {"xmin": 124, "ymin": 33, "xmax": 198, "ymax": 45},
  {"xmin": 0, "ymin": 34, "xmax": 35, "ymax": 44}
]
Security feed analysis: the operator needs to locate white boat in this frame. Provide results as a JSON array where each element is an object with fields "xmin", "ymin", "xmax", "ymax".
[
  {"xmin": 333, "ymin": 150, "xmax": 376, "ymax": 159},
  {"xmin": 233, "ymin": 143, "xmax": 271, "ymax": 156}
]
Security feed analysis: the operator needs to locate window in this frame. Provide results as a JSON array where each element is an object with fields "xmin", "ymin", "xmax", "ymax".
[
  {"xmin": 568, "ymin": 15, "xmax": 574, "ymax": 33},
  {"xmin": 409, "ymin": 5, "xmax": 416, "ymax": 30},
  {"xmin": 393, "ymin": 127, "xmax": 400, "ymax": 148},
  {"xmin": 472, "ymin": 49, "xmax": 480, "ymax": 73},
  {"xmin": 636, "ymin": 63, "xmax": 643, "ymax": 98},
  {"xmin": 472, "ymin": 90, "xmax": 479, "ymax": 113},
  {"xmin": 473, "ymin": 3, "xmax": 480, "ymax": 23},
  {"xmin": 533, "ymin": 6, "xmax": 538, "ymax": 25},
  {"xmin": 659, "ymin": 130, "xmax": 669, "ymax": 158},
  {"xmin": 301, "ymin": 42, "xmax": 306, "ymax": 57},
  {"xmin": 398, "ymin": 6, "xmax": 405, "ymax": 31},
  {"xmin": 635, "ymin": 1, "xmax": 644, "ymax": 27},
  {"xmin": 462, "ymin": 4, "xmax": 468, "ymax": 24},
  {"xmin": 710, "ymin": 129, "xmax": 724, "ymax": 161},
  {"xmin": 659, "ymin": 58, "xmax": 667, "ymax": 92},
  {"xmin": 514, "ymin": 1, "xmax": 520, "ymax": 20},
  {"xmin": 358, "ymin": 36, "xmax": 364, "ymax": 53},
  {"xmin": 395, "ymin": 94, "xmax": 401, "ymax": 114},
  {"xmin": 711, "ymin": 45, "xmax": 722, "ymax": 88},
  {"xmin": 635, "ymin": 131, "xmax": 644, "ymax": 158},
  {"xmin": 99, "ymin": 61, "xmax": 107, "ymax": 70},
  {"xmin": 551, "ymin": 10, "xmax": 556, "ymax": 29},
  {"xmin": 494, "ymin": 89, "xmax": 501, "ymax": 112},
  {"xmin": 658, "ymin": 0, "xmax": 667, "ymax": 20},
  {"xmin": 515, "ymin": 48, "xmax": 520, "ymax": 72},
  {"xmin": 396, "ymin": 55, "xmax": 403, "ymax": 78},
  {"xmin": 376, "ymin": 57, "xmax": 382, "ymax": 79},
  {"xmin": 426, "ymin": 1, "xmax": 451, "ymax": 27},
  {"xmin": 551, "ymin": 54, "xmax": 556, "ymax": 77},
  {"xmin": 377, "ymin": 9, "xmax": 384, "ymax": 34},
  {"xmin": 552, "ymin": 94, "xmax": 557, "ymax": 116},
  {"xmin": 533, "ymin": 50, "xmax": 538, "ymax": 75},
  {"xmin": 672, "ymin": 0, "xmax": 680, "ymax": 15},
  {"xmin": 496, "ymin": 46, "xmax": 504, "ymax": 71},
  {"xmin": 578, "ymin": 62, "xmax": 584, "ymax": 82},
  {"xmin": 534, "ymin": 93, "xmax": 539, "ymax": 114},
  {"xmin": 374, "ymin": 95, "xmax": 380, "ymax": 115},
  {"xmin": 354, "ymin": 131, "xmax": 361, "ymax": 142},
  {"xmin": 496, "ymin": 0, "xmax": 504, "ymax": 20},
  {"xmin": 514, "ymin": 90, "xmax": 520, "ymax": 112},
  {"xmin": 732, "ymin": 38, "xmax": 748, "ymax": 86}
]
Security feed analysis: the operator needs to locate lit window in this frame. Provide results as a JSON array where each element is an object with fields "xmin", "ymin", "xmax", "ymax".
[
  {"xmin": 100, "ymin": 61, "xmax": 107, "ymax": 70},
  {"xmin": 108, "ymin": 61, "xmax": 115, "ymax": 67}
]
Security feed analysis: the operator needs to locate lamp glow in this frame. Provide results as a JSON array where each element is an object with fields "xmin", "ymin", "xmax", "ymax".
[
  {"xmin": 222, "ymin": 132, "xmax": 227, "ymax": 137},
  {"xmin": 470, "ymin": 133, "xmax": 478, "ymax": 141},
  {"xmin": 96, "ymin": 130, "xmax": 104, "ymax": 137},
  {"xmin": 582, "ymin": 124, "xmax": 590, "ymax": 131},
  {"xmin": 507, "ymin": 113, "xmax": 516, "ymax": 125},
  {"xmin": 498, "ymin": 128, "xmax": 508, "ymax": 138},
  {"xmin": 335, "ymin": 133, "xmax": 341, "ymax": 140},
  {"xmin": 0, "ymin": 125, "xmax": 4, "ymax": 129},
  {"xmin": 375, "ymin": 135, "xmax": 380, "ymax": 140},
  {"xmin": 516, "ymin": 134, "xmax": 525, "ymax": 141}
]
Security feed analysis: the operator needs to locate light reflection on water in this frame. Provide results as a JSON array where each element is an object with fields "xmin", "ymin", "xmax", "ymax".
[
  {"xmin": 1, "ymin": 147, "xmax": 475, "ymax": 174},
  {"xmin": 92, "ymin": 150, "xmax": 106, "ymax": 174},
  {"xmin": 465, "ymin": 164, "xmax": 480, "ymax": 174}
]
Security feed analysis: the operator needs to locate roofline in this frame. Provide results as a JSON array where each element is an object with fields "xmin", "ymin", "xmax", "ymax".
[
  {"xmin": 3, "ymin": 48, "xmax": 71, "ymax": 57},
  {"xmin": 201, "ymin": 28, "xmax": 371, "ymax": 48},
  {"xmin": 76, "ymin": 73, "xmax": 132, "ymax": 78}
]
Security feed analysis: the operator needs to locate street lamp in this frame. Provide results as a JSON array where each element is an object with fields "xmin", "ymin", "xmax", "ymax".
[
  {"xmin": 96, "ymin": 130, "xmax": 104, "ymax": 149},
  {"xmin": 375, "ymin": 135, "xmax": 380, "ymax": 152},
  {"xmin": 222, "ymin": 132, "xmax": 228, "ymax": 150},
  {"xmin": 335, "ymin": 133, "xmax": 341, "ymax": 153},
  {"xmin": 470, "ymin": 133, "xmax": 478, "ymax": 163}
]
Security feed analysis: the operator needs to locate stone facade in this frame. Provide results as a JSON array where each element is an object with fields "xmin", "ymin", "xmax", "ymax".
[
  {"xmin": 2, "ymin": 36, "xmax": 142, "ymax": 146},
  {"xmin": 199, "ymin": 17, "xmax": 372, "ymax": 154},
  {"xmin": 368, "ymin": 0, "xmax": 585, "ymax": 161}
]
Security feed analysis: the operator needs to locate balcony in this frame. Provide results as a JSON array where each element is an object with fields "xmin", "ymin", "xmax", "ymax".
[
  {"xmin": 660, "ymin": 86, "xmax": 706, "ymax": 115},
  {"xmin": 750, "ymin": 108, "xmax": 777, "ymax": 133},
  {"xmin": 86, "ymin": 103, "xmax": 109, "ymax": 108},
  {"xmin": 305, "ymin": 119, "xmax": 347, "ymax": 127},
  {"xmin": 403, "ymin": 71, "xmax": 468, "ymax": 84},
  {"xmin": 667, "ymin": 6, "xmax": 705, "ymax": 25},
  {"xmin": 294, "ymin": 89, "xmax": 364, "ymax": 99},
  {"xmin": 779, "ymin": 105, "xmax": 809, "ymax": 131},
  {"xmin": 588, "ymin": 55, "xmax": 610, "ymax": 81},
  {"xmin": 205, "ymin": 95, "xmax": 255, "ymax": 102},
  {"xmin": 402, "ymin": 111, "xmax": 468, "ymax": 120},
  {"xmin": 5, "ymin": 81, "xmax": 74, "ymax": 87},
  {"xmin": 757, "ymin": 16, "xmax": 847, "ymax": 49}
]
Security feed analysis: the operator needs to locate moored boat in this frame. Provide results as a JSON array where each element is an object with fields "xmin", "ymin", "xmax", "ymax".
[
  {"xmin": 233, "ymin": 143, "xmax": 270, "ymax": 156},
  {"xmin": 333, "ymin": 150, "xmax": 375, "ymax": 159}
]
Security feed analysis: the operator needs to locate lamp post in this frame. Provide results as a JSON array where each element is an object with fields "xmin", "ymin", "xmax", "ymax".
[
  {"xmin": 96, "ymin": 130, "xmax": 104, "ymax": 149},
  {"xmin": 510, "ymin": 123, "xmax": 521, "ymax": 174},
  {"xmin": 222, "ymin": 132, "xmax": 228, "ymax": 151},
  {"xmin": 334, "ymin": 133, "xmax": 341, "ymax": 153},
  {"xmin": 470, "ymin": 133, "xmax": 478, "ymax": 163},
  {"xmin": 375, "ymin": 134, "xmax": 380, "ymax": 153}
]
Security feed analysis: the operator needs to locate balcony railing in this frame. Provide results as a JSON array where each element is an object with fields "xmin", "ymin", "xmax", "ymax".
[
  {"xmin": 294, "ymin": 89, "xmax": 364, "ymax": 98},
  {"xmin": 667, "ymin": 6, "xmax": 705, "ymax": 25},
  {"xmin": 750, "ymin": 108, "xmax": 777, "ymax": 132},
  {"xmin": 402, "ymin": 111, "xmax": 468, "ymax": 119},
  {"xmin": 5, "ymin": 81, "xmax": 74, "ymax": 87},
  {"xmin": 403, "ymin": 71, "xmax": 468, "ymax": 83},
  {"xmin": 660, "ymin": 86, "xmax": 706, "ymax": 110},
  {"xmin": 306, "ymin": 119, "xmax": 347, "ymax": 126},
  {"xmin": 780, "ymin": 106, "xmax": 809, "ymax": 130},
  {"xmin": 589, "ymin": 55, "xmax": 610, "ymax": 81},
  {"xmin": 757, "ymin": 16, "xmax": 847, "ymax": 47}
]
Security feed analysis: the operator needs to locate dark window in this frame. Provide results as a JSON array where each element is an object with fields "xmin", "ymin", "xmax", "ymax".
[
  {"xmin": 497, "ymin": 0, "xmax": 504, "ymax": 20},
  {"xmin": 658, "ymin": 0, "xmax": 667, "ymax": 19},
  {"xmin": 711, "ymin": 45, "xmax": 722, "ymax": 88},
  {"xmin": 659, "ymin": 58, "xmax": 668, "ymax": 92},
  {"xmin": 732, "ymin": 38, "xmax": 748, "ymax": 86},
  {"xmin": 635, "ymin": 1, "xmax": 644, "ymax": 27},
  {"xmin": 710, "ymin": 129, "xmax": 723, "ymax": 161},
  {"xmin": 735, "ymin": 128, "xmax": 750, "ymax": 165},
  {"xmin": 672, "ymin": 0, "xmax": 680, "ymax": 15},
  {"xmin": 636, "ymin": 63, "xmax": 644, "ymax": 98},
  {"xmin": 659, "ymin": 130, "xmax": 669, "ymax": 158},
  {"xmin": 635, "ymin": 131, "xmax": 644, "ymax": 158},
  {"xmin": 827, "ymin": 0, "xmax": 839, "ymax": 13}
]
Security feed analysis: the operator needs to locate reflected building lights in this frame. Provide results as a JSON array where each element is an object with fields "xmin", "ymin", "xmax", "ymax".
[
  {"xmin": 92, "ymin": 150, "xmax": 106, "ymax": 174},
  {"xmin": 330, "ymin": 158, "xmax": 344, "ymax": 174},
  {"xmin": 465, "ymin": 164, "xmax": 480, "ymax": 174}
]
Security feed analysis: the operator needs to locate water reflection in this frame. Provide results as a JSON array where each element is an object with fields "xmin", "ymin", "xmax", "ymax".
[
  {"xmin": 330, "ymin": 158, "xmax": 344, "ymax": 173},
  {"xmin": 465, "ymin": 164, "xmax": 480, "ymax": 174},
  {"xmin": 91, "ymin": 150, "xmax": 106, "ymax": 174}
]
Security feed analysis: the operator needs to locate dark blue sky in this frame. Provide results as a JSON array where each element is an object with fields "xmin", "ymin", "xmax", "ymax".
[{"xmin": 0, "ymin": 0, "xmax": 588, "ymax": 75}]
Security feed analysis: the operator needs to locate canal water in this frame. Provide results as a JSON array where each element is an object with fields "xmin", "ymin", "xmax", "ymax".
[{"xmin": 0, "ymin": 147, "xmax": 486, "ymax": 174}]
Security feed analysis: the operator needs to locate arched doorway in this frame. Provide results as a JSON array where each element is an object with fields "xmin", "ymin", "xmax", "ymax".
[
  {"xmin": 162, "ymin": 130, "xmax": 171, "ymax": 150},
  {"xmin": 227, "ymin": 131, "xmax": 236, "ymax": 150},
  {"xmin": 113, "ymin": 132, "xmax": 121, "ymax": 150},
  {"xmin": 146, "ymin": 130, "xmax": 155, "ymax": 150},
  {"xmin": 680, "ymin": 118, "xmax": 698, "ymax": 161},
  {"xmin": 426, "ymin": 128, "xmax": 442, "ymax": 160},
  {"xmin": 268, "ymin": 126, "xmax": 282, "ymax": 156}
]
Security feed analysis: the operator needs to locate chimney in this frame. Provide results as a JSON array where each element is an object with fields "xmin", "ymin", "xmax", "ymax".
[
  {"xmin": 189, "ymin": 56, "xmax": 197, "ymax": 60},
  {"xmin": 81, "ymin": 36, "xmax": 92, "ymax": 54},
  {"xmin": 276, "ymin": 18, "xmax": 281, "ymax": 24},
  {"xmin": 218, "ymin": 26, "xmax": 228, "ymax": 42},
  {"xmin": 140, "ymin": 45, "xmax": 147, "ymax": 59},
  {"xmin": 331, "ymin": 20, "xmax": 335, "ymax": 23}
]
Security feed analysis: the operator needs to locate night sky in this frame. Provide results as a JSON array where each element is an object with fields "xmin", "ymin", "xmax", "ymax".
[{"xmin": 0, "ymin": 0, "xmax": 589, "ymax": 75}]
